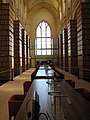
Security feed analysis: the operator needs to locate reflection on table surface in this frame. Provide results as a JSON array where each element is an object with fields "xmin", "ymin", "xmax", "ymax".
[
  {"xmin": 15, "ymin": 65, "xmax": 90, "ymax": 120},
  {"xmin": 36, "ymin": 65, "xmax": 54, "ymax": 77}
]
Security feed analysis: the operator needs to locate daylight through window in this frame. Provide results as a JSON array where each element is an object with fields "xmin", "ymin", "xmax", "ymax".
[{"xmin": 35, "ymin": 21, "xmax": 53, "ymax": 55}]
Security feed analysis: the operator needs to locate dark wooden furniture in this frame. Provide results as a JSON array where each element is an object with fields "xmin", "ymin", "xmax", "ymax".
[
  {"xmin": 60, "ymin": 80, "xmax": 90, "ymax": 120},
  {"xmin": 35, "ymin": 65, "xmax": 54, "ymax": 79},
  {"xmin": 23, "ymin": 81, "xmax": 32, "ymax": 94},
  {"xmin": 65, "ymin": 80, "xmax": 75, "ymax": 88},
  {"xmin": 15, "ymin": 79, "xmax": 90, "ymax": 120},
  {"xmin": 15, "ymin": 66, "xmax": 90, "ymax": 120},
  {"xmin": 31, "ymin": 64, "xmax": 40, "ymax": 81},
  {"xmin": 8, "ymin": 94, "xmax": 26, "ymax": 120},
  {"xmin": 0, "ymin": 3, "xmax": 15, "ymax": 81},
  {"xmin": 75, "ymin": 88, "xmax": 90, "ymax": 101},
  {"xmin": 15, "ymin": 80, "xmax": 54, "ymax": 120}
]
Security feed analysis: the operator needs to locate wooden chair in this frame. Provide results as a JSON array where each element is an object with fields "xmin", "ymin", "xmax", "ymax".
[
  {"xmin": 66, "ymin": 80, "xmax": 75, "ymax": 88},
  {"xmin": 75, "ymin": 88, "xmax": 90, "ymax": 101},
  {"xmin": 75, "ymin": 88, "xmax": 90, "ymax": 93},
  {"xmin": 54, "ymin": 71, "xmax": 64, "ymax": 80},
  {"xmin": 31, "ymin": 70, "xmax": 37, "ymax": 81},
  {"xmin": 8, "ymin": 94, "xmax": 26, "ymax": 120},
  {"xmin": 23, "ymin": 81, "xmax": 32, "ymax": 94}
]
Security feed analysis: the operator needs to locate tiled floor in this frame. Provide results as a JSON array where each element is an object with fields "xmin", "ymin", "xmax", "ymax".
[{"xmin": 0, "ymin": 67, "xmax": 90, "ymax": 120}]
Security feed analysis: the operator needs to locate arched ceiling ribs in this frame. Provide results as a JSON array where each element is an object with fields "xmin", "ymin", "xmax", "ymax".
[{"xmin": 27, "ymin": 2, "xmax": 59, "ymax": 19}]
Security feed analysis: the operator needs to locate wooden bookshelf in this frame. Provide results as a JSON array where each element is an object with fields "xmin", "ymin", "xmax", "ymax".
[
  {"xmin": 59, "ymin": 34, "xmax": 63, "ymax": 69},
  {"xmin": 67, "ymin": 20, "xmax": 78, "ymax": 75},
  {"xmin": 26, "ymin": 34, "xmax": 30, "ymax": 69},
  {"xmin": 14, "ymin": 20, "xmax": 23, "ymax": 76},
  {"xmin": 62, "ymin": 28, "xmax": 68, "ymax": 71},
  {"xmin": 57, "ymin": 37, "xmax": 59, "ymax": 67},
  {"xmin": 22, "ymin": 29, "xmax": 27, "ymax": 72},
  {"xmin": 0, "ymin": 3, "xmax": 15, "ymax": 81},
  {"xmin": 77, "ymin": 2, "xmax": 90, "ymax": 80}
]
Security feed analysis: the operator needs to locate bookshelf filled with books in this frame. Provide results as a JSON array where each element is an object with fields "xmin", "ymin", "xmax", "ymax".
[
  {"xmin": 26, "ymin": 34, "xmax": 30, "ymax": 69},
  {"xmin": 67, "ymin": 20, "xmax": 78, "ymax": 75},
  {"xmin": 14, "ymin": 20, "xmax": 23, "ymax": 76},
  {"xmin": 22, "ymin": 29, "xmax": 27, "ymax": 72},
  {"xmin": 77, "ymin": 2, "xmax": 90, "ymax": 80},
  {"xmin": 0, "ymin": 3, "xmax": 15, "ymax": 81},
  {"xmin": 62, "ymin": 28, "xmax": 68, "ymax": 71},
  {"xmin": 59, "ymin": 34, "xmax": 63, "ymax": 69}
]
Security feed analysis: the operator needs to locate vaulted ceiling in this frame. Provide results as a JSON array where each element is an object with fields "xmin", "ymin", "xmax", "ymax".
[
  {"xmin": 25, "ymin": 0, "xmax": 60, "ymax": 24},
  {"xmin": 26, "ymin": 0, "xmax": 59, "ymax": 13},
  {"xmin": 24, "ymin": 0, "xmax": 61, "ymax": 39}
]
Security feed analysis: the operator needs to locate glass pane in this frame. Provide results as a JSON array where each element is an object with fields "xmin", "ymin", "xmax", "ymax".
[
  {"xmin": 47, "ymin": 50, "xmax": 51, "ymax": 55},
  {"xmin": 42, "ymin": 21, "xmax": 45, "ymax": 37},
  {"xmin": 47, "ymin": 38, "xmax": 51, "ymax": 48},
  {"xmin": 36, "ymin": 26, "xmax": 41, "ymax": 37},
  {"xmin": 37, "ymin": 50, "xmax": 41, "ymax": 55},
  {"xmin": 47, "ymin": 26, "xmax": 51, "ymax": 37},
  {"xmin": 37, "ymin": 38, "xmax": 41, "ymax": 49},
  {"xmin": 42, "ymin": 50, "xmax": 46, "ymax": 55},
  {"xmin": 42, "ymin": 38, "xmax": 46, "ymax": 48},
  {"xmin": 37, "ymin": 44, "xmax": 41, "ymax": 49},
  {"xmin": 47, "ymin": 44, "xmax": 51, "ymax": 48}
]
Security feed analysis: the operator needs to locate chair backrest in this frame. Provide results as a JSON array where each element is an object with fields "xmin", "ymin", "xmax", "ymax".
[
  {"xmin": 8, "ymin": 94, "xmax": 26, "ymax": 120},
  {"xmin": 75, "ymin": 88, "xmax": 90, "ymax": 101},
  {"xmin": 23, "ymin": 81, "xmax": 32, "ymax": 94},
  {"xmin": 66, "ymin": 80, "xmax": 75, "ymax": 88}
]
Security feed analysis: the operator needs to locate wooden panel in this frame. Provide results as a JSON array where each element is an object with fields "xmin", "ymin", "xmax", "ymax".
[
  {"xmin": 22, "ymin": 29, "xmax": 27, "ymax": 72},
  {"xmin": 0, "ymin": 3, "xmax": 15, "ymax": 80},
  {"xmin": 67, "ymin": 20, "xmax": 78, "ymax": 75},
  {"xmin": 77, "ymin": 2, "xmax": 90, "ymax": 80},
  {"xmin": 59, "ymin": 34, "xmax": 63, "ymax": 69},
  {"xmin": 14, "ymin": 20, "xmax": 23, "ymax": 76},
  {"xmin": 26, "ymin": 34, "xmax": 30, "ymax": 69},
  {"xmin": 62, "ymin": 28, "xmax": 68, "ymax": 71},
  {"xmin": 15, "ymin": 79, "xmax": 90, "ymax": 120}
]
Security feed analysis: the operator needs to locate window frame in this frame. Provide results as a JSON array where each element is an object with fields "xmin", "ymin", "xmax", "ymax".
[{"xmin": 35, "ymin": 21, "xmax": 53, "ymax": 56}]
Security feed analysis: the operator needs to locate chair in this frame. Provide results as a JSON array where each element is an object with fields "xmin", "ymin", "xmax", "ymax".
[
  {"xmin": 66, "ymin": 80, "xmax": 75, "ymax": 88},
  {"xmin": 8, "ymin": 94, "xmax": 26, "ymax": 120},
  {"xmin": 23, "ymin": 81, "xmax": 32, "ymax": 94},
  {"xmin": 31, "ymin": 69, "xmax": 37, "ymax": 81},
  {"xmin": 75, "ymin": 88, "xmax": 90, "ymax": 94},
  {"xmin": 75, "ymin": 88, "xmax": 90, "ymax": 101},
  {"xmin": 54, "ymin": 71, "xmax": 64, "ymax": 80},
  {"xmin": 82, "ymin": 93, "xmax": 90, "ymax": 101}
]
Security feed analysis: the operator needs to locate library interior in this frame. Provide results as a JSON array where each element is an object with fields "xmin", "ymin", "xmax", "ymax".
[{"xmin": 0, "ymin": 0, "xmax": 90, "ymax": 120}]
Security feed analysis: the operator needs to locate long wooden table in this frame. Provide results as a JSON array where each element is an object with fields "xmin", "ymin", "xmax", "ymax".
[
  {"xmin": 15, "ymin": 79, "xmax": 55, "ymax": 120},
  {"xmin": 35, "ymin": 65, "xmax": 54, "ymax": 79},
  {"xmin": 15, "ymin": 66, "xmax": 90, "ymax": 120}
]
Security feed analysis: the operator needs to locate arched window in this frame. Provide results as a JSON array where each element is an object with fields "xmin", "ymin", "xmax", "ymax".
[{"xmin": 35, "ymin": 21, "xmax": 53, "ymax": 55}]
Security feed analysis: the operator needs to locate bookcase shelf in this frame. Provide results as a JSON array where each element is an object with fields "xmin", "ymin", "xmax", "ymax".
[
  {"xmin": 62, "ymin": 28, "xmax": 68, "ymax": 71},
  {"xmin": 59, "ymin": 34, "xmax": 63, "ymax": 69},
  {"xmin": 67, "ymin": 20, "xmax": 78, "ymax": 75},
  {"xmin": 77, "ymin": 2, "xmax": 90, "ymax": 80},
  {"xmin": 22, "ymin": 29, "xmax": 27, "ymax": 72},
  {"xmin": 14, "ymin": 20, "xmax": 23, "ymax": 76},
  {"xmin": 26, "ymin": 34, "xmax": 30, "ymax": 69},
  {"xmin": 0, "ymin": 3, "xmax": 15, "ymax": 81}
]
